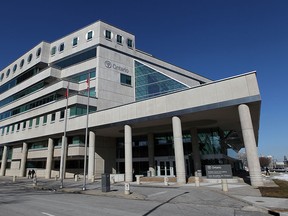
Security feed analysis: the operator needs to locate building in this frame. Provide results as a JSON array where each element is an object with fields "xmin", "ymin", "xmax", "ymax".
[{"xmin": 0, "ymin": 21, "xmax": 263, "ymax": 186}]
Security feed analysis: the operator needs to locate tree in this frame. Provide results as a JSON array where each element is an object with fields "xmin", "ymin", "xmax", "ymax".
[{"xmin": 259, "ymin": 156, "xmax": 271, "ymax": 168}]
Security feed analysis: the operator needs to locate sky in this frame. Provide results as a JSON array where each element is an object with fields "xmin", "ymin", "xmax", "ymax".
[{"xmin": 0, "ymin": 0, "xmax": 287, "ymax": 161}]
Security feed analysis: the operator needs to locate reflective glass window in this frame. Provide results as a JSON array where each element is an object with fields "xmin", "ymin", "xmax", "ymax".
[
  {"xmin": 36, "ymin": 117, "xmax": 40, "ymax": 126},
  {"xmin": 13, "ymin": 64, "xmax": 17, "ymax": 72},
  {"xmin": 6, "ymin": 69, "xmax": 10, "ymax": 77},
  {"xmin": 36, "ymin": 47, "xmax": 41, "ymax": 57},
  {"xmin": 51, "ymin": 46, "xmax": 56, "ymax": 55},
  {"xmin": 117, "ymin": 35, "xmax": 123, "ymax": 44},
  {"xmin": 72, "ymin": 37, "xmax": 78, "ymax": 46},
  {"xmin": 105, "ymin": 30, "xmax": 112, "ymax": 40},
  {"xmin": 120, "ymin": 74, "xmax": 131, "ymax": 86},
  {"xmin": 59, "ymin": 43, "xmax": 65, "ymax": 52},
  {"xmin": 0, "ymin": 73, "xmax": 4, "ymax": 81},
  {"xmin": 51, "ymin": 113, "xmax": 56, "ymax": 122},
  {"xmin": 28, "ymin": 53, "xmax": 33, "ymax": 63},
  {"xmin": 29, "ymin": 119, "xmax": 33, "ymax": 128},
  {"xmin": 86, "ymin": 31, "xmax": 94, "ymax": 40},
  {"xmin": 135, "ymin": 61, "xmax": 188, "ymax": 101},
  {"xmin": 20, "ymin": 59, "xmax": 24, "ymax": 68},
  {"xmin": 43, "ymin": 115, "xmax": 47, "ymax": 124},
  {"xmin": 127, "ymin": 38, "xmax": 133, "ymax": 48}
]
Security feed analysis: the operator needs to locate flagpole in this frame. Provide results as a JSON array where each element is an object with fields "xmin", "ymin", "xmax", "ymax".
[
  {"xmin": 60, "ymin": 81, "xmax": 69, "ymax": 188},
  {"xmin": 83, "ymin": 73, "xmax": 90, "ymax": 191}
]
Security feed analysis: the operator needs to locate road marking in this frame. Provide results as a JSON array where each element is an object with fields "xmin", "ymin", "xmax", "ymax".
[
  {"xmin": 147, "ymin": 191, "xmax": 167, "ymax": 197},
  {"xmin": 41, "ymin": 212, "xmax": 55, "ymax": 216}
]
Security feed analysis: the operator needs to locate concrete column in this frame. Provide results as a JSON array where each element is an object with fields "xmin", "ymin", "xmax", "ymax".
[
  {"xmin": 88, "ymin": 131, "xmax": 96, "ymax": 180},
  {"xmin": 148, "ymin": 133, "xmax": 156, "ymax": 176},
  {"xmin": 238, "ymin": 104, "xmax": 263, "ymax": 187},
  {"xmin": 0, "ymin": 146, "xmax": 8, "ymax": 176},
  {"xmin": 125, "ymin": 125, "xmax": 133, "ymax": 182},
  {"xmin": 20, "ymin": 142, "xmax": 28, "ymax": 177},
  {"xmin": 172, "ymin": 116, "xmax": 186, "ymax": 184},
  {"xmin": 45, "ymin": 138, "xmax": 54, "ymax": 179},
  {"xmin": 191, "ymin": 128, "xmax": 202, "ymax": 175}
]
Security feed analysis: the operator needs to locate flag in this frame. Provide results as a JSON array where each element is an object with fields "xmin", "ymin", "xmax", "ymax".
[
  {"xmin": 65, "ymin": 83, "xmax": 69, "ymax": 98},
  {"xmin": 86, "ymin": 74, "xmax": 90, "ymax": 90}
]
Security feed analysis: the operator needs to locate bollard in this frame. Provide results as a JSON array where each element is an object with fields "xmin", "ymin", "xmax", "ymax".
[
  {"xmin": 221, "ymin": 179, "xmax": 228, "ymax": 192},
  {"xmin": 111, "ymin": 176, "xmax": 115, "ymax": 184},
  {"xmin": 195, "ymin": 176, "xmax": 200, "ymax": 187},
  {"xmin": 91, "ymin": 175, "xmax": 95, "ymax": 183},
  {"xmin": 55, "ymin": 175, "xmax": 58, "ymax": 181},
  {"xmin": 136, "ymin": 176, "xmax": 141, "ymax": 185},
  {"xmin": 124, "ymin": 183, "xmax": 130, "ymax": 195},
  {"xmin": 164, "ymin": 177, "xmax": 169, "ymax": 186},
  {"xmin": 33, "ymin": 177, "xmax": 37, "ymax": 187},
  {"xmin": 12, "ymin": 176, "xmax": 17, "ymax": 183},
  {"xmin": 74, "ymin": 174, "xmax": 78, "ymax": 182}
]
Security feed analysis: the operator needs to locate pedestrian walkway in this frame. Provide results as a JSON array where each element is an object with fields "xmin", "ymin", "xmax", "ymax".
[{"xmin": 1, "ymin": 175, "xmax": 288, "ymax": 216}]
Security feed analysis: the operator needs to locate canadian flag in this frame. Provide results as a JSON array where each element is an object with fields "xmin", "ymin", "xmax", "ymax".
[
  {"xmin": 65, "ymin": 83, "xmax": 69, "ymax": 98},
  {"xmin": 86, "ymin": 74, "xmax": 90, "ymax": 91}
]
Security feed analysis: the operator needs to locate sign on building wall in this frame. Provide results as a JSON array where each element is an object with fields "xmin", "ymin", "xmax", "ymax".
[{"xmin": 205, "ymin": 165, "xmax": 233, "ymax": 179}]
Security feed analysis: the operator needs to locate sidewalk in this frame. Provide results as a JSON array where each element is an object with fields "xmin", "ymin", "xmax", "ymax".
[{"xmin": 1, "ymin": 176, "xmax": 288, "ymax": 215}]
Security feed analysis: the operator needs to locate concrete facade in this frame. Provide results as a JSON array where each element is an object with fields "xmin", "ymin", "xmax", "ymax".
[{"xmin": 0, "ymin": 21, "xmax": 262, "ymax": 186}]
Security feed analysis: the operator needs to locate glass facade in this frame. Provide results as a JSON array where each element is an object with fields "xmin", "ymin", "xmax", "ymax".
[
  {"xmin": 52, "ymin": 48, "xmax": 96, "ymax": 69},
  {"xmin": 135, "ymin": 61, "xmax": 188, "ymax": 101},
  {"xmin": 0, "ymin": 93, "xmax": 60, "ymax": 121},
  {"xmin": 0, "ymin": 81, "xmax": 46, "ymax": 108},
  {"xmin": 0, "ymin": 66, "xmax": 42, "ymax": 94}
]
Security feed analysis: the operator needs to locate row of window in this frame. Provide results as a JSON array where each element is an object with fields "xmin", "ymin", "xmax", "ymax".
[
  {"xmin": 50, "ymin": 29, "xmax": 134, "ymax": 57},
  {"xmin": 0, "ymin": 48, "xmax": 41, "ymax": 82},
  {"xmin": 1, "ymin": 105, "xmax": 96, "ymax": 136},
  {"xmin": 104, "ymin": 29, "xmax": 134, "ymax": 48}
]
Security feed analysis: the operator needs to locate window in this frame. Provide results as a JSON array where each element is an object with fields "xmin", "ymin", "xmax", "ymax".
[
  {"xmin": 20, "ymin": 59, "xmax": 24, "ymax": 68},
  {"xmin": 127, "ymin": 38, "xmax": 133, "ymax": 48},
  {"xmin": 59, "ymin": 43, "xmax": 65, "ymax": 52},
  {"xmin": 6, "ymin": 125, "xmax": 10, "ymax": 134},
  {"xmin": 36, "ymin": 117, "xmax": 40, "ymax": 126},
  {"xmin": 60, "ymin": 110, "xmax": 65, "ymax": 119},
  {"xmin": 105, "ymin": 30, "xmax": 112, "ymax": 40},
  {"xmin": 120, "ymin": 74, "xmax": 132, "ymax": 86},
  {"xmin": 43, "ymin": 115, "xmax": 47, "ymax": 124},
  {"xmin": 0, "ymin": 73, "xmax": 4, "ymax": 81},
  {"xmin": 13, "ymin": 64, "xmax": 17, "ymax": 73},
  {"xmin": 72, "ymin": 37, "xmax": 79, "ymax": 46},
  {"xmin": 11, "ymin": 124, "xmax": 15, "ymax": 132},
  {"xmin": 86, "ymin": 30, "xmax": 94, "ymax": 40},
  {"xmin": 17, "ymin": 123, "xmax": 20, "ymax": 131},
  {"xmin": 6, "ymin": 69, "xmax": 10, "ymax": 77},
  {"xmin": 117, "ymin": 35, "xmax": 123, "ymax": 44},
  {"xmin": 51, "ymin": 46, "xmax": 56, "ymax": 55},
  {"xmin": 23, "ymin": 121, "xmax": 26, "ymax": 130},
  {"xmin": 27, "ymin": 53, "xmax": 33, "ymax": 63},
  {"xmin": 36, "ymin": 47, "xmax": 41, "ymax": 57},
  {"xmin": 51, "ymin": 113, "xmax": 56, "ymax": 122},
  {"xmin": 1, "ymin": 127, "xmax": 4, "ymax": 135},
  {"xmin": 29, "ymin": 119, "xmax": 33, "ymax": 128}
]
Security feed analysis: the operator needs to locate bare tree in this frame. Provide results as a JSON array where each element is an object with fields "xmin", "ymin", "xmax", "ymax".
[{"xmin": 259, "ymin": 156, "xmax": 271, "ymax": 168}]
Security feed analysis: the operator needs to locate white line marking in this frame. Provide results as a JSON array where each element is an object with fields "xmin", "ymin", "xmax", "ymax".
[
  {"xmin": 147, "ymin": 191, "xmax": 167, "ymax": 197},
  {"xmin": 41, "ymin": 212, "xmax": 55, "ymax": 216}
]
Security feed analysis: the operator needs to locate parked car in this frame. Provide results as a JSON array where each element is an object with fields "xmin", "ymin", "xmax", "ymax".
[{"xmin": 272, "ymin": 167, "xmax": 287, "ymax": 172}]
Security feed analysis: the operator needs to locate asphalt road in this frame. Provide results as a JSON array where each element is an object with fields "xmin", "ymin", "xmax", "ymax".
[{"xmin": 0, "ymin": 180, "xmax": 270, "ymax": 216}]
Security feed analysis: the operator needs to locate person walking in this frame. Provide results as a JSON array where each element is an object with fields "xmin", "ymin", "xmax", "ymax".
[
  {"xmin": 28, "ymin": 170, "xmax": 32, "ymax": 179},
  {"xmin": 265, "ymin": 167, "xmax": 270, "ymax": 176}
]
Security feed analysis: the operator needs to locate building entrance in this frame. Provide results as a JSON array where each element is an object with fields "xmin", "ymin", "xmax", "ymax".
[{"xmin": 156, "ymin": 159, "xmax": 175, "ymax": 176}]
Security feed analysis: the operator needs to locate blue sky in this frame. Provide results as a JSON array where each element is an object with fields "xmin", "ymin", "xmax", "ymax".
[{"xmin": 0, "ymin": 0, "xmax": 287, "ymax": 161}]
